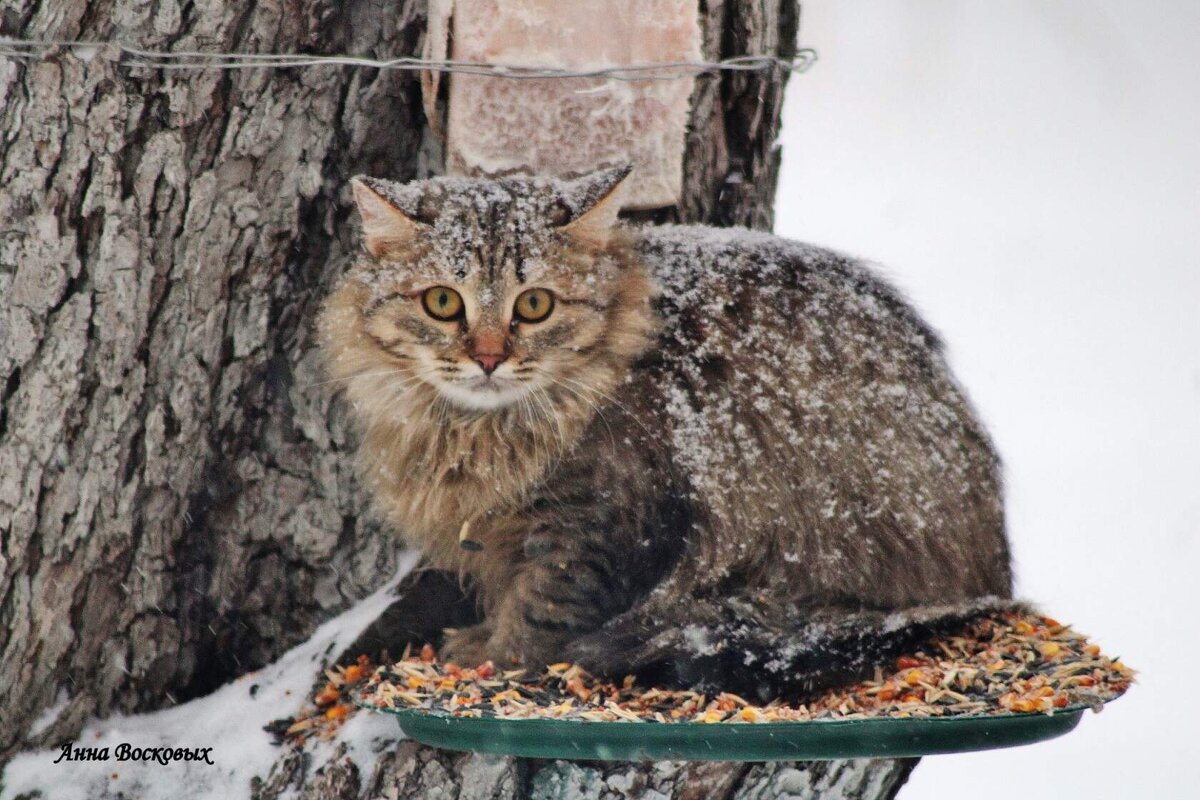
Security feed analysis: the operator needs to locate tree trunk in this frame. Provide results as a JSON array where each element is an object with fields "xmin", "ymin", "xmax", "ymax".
[
  {"xmin": 253, "ymin": 744, "xmax": 917, "ymax": 800},
  {"xmin": 0, "ymin": 0, "xmax": 915, "ymax": 796},
  {"xmin": 0, "ymin": 0, "xmax": 428, "ymax": 759}
]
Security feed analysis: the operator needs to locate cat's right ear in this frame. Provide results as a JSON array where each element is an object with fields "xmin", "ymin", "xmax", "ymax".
[{"xmin": 350, "ymin": 177, "xmax": 425, "ymax": 258}]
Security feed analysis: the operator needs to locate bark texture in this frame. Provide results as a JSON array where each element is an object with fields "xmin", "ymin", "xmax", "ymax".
[
  {"xmin": 254, "ymin": 744, "xmax": 917, "ymax": 800},
  {"xmin": 1, "ymin": 0, "xmax": 916, "ymax": 796},
  {"xmin": 0, "ymin": 0, "xmax": 429, "ymax": 760}
]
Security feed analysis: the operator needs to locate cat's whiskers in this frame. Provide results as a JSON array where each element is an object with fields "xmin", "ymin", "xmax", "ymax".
[
  {"xmin": 379, "ymin": 370, "xmax": 438, "ymax": 407},
  {"xmin": 529, "ymin": 385, "xmax": 569, "ymax": 453},
  {"xmin": 435, "ymin": 393, "xmax": 453, "ymax": 427},
  {"xmin": 518, "ymin": 391, "xmax": 547, "ymax": 448},
  {"xmin": 302, "ymin": 366, "xmax": 414, "ymax": 390},
  {"xmin": 352, "ymin": 366, "xmax": 450, "ymax": 430},
  {"xmin": 520, "ymin": 394, "xmax": 553, "ymax": 473},
  {"xmin": 532, "ymin": 369, "xmax": 617, "ymax": 455},
  {"xmin": 548, "ymin": 369, "xmax": 656, "ymax": 439},
  {"xmin": 516, "ymin": 394, "xmax": 534, "ymax": 438}
]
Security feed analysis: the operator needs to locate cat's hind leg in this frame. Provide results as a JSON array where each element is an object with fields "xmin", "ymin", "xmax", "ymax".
[{"xmin": 566, "ymin": 592, "xmax": 1024, "ymax": 701}]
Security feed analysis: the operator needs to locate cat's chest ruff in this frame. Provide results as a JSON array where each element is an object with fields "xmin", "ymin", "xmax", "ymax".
[{"xmin": 368, "ymin": 414, "xmax": 561, "ymax": 541}]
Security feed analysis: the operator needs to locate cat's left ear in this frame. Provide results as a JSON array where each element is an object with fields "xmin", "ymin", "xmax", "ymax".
[
  {"xmin": 350, "ymin": 176, "xmax": 426, "ymax": 258},
  {"xmin": 559, "ymin": 166, "xmax": 632, "ymax": 248}
]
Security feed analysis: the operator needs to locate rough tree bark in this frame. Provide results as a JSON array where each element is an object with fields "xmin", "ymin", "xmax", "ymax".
[
  {"xmin": 254, "ymin": 744, "xmax": 917, "ymax": 800},
  {"xmin": 0, "ymin": 0, "xmax": 915, "ymax": 797},
  {"xmin": 0, "ymin": 0, "xmax": 427, "ymax": 761}
]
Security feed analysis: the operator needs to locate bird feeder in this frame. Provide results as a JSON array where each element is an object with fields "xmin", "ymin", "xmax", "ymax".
[
  {"xmin": 352, "ymin": 610, "xmax": 1131, "ymax": 762},
  {"xmin": 373, "ymin": 707, "xmax": 1091, "ymax": 761}
]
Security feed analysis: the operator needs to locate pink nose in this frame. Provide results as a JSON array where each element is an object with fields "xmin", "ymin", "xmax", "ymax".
[{"xmin": 473, "ymin": 353, "xmax": 506, "ymax": 375}]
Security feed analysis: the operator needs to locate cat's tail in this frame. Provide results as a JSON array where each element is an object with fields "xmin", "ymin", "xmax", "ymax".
[{"xmin": 564, "ymin": 593, "xmax": 1024, "ymax": 702}]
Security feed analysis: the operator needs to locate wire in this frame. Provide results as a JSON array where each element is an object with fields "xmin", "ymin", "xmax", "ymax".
[{"xmin": 0, "ymin": 39, "xmax": 816, "ymax": 80}]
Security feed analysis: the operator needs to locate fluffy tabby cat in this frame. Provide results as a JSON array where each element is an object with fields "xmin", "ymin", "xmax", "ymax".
[{"xmin": 320, "ymin": 167, "xmax": 1013, "ymax": 699}]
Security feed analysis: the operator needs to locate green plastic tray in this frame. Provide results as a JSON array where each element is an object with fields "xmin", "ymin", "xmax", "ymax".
[{"xmin": 365, "ymin": 704, "xmax": 1090, "ymax": 761}]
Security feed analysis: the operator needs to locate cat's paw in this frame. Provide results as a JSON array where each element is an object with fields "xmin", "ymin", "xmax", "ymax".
[
  {"xmin": 565, "ymin": 613, "xmax": 680, "ymax": 682},
  {"xmin": 438, "ymin": 623, "xmax": 494, "ymax": 668}
]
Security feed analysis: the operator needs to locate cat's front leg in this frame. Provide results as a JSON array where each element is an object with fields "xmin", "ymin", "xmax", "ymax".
[
  {"xmin": 438, "ymin": 621, "xmax": 494, "ymax": 666},
  {"xmin": 475, "ymin": 522, "xmax": 634, "ymax": 669}
]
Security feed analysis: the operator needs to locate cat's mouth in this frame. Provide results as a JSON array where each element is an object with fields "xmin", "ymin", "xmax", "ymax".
[
  {"xmin": 435, "ymin": 374, "xmax": 534, "ymax": 411},
  {"xmin": 463, "ymin": 375, "xmax": 513, "ymax": 392}
]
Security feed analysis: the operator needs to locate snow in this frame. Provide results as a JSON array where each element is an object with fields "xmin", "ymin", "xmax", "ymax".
[
  {"xmin": 0, "ymin": 553, "xmax": 418, "ymax": 800},
  {"xmin": 26, "ymin": 689, "xmax": 71, "ymax": 739},
  {"xmin": 774, "ymin": 2, "xmax": 1200, "ymax": 798},
  {"xmin": 627, "ymin": 221, "xmax": 1007, "ymax": 605}
]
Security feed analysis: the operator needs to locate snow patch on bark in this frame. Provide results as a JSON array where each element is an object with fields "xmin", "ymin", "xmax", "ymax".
[{"xmin": 0, "ymin": 553, "xmax": 418, "ymax": 800}]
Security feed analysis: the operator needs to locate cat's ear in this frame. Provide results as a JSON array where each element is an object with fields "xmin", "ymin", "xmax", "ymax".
[
  {"xmin": 350, "ymin": 177, "xmax": 425, "ymax": 258},
  {"xmin": 559, "ymin": 166, "xmax": 632, "ymax": 247}
]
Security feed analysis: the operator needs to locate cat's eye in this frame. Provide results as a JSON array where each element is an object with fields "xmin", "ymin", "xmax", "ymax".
[
  {"xmin": 421, "ymin": 286, "xmax": 464, "ymax": 321},
  {"xmin": 513, "ymin": 288, "xmax": 554, "ymax": 324}
]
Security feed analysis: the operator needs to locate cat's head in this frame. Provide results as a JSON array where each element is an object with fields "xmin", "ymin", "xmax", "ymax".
[{"xmin": 321, "ymin": 168, "xmax": 657, "ymax": 415}]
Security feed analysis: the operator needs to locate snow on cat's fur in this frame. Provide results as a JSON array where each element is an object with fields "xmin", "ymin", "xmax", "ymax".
[{"xmin": 319, "ymin": 168, "xmax": 1013, "ymax": 698}]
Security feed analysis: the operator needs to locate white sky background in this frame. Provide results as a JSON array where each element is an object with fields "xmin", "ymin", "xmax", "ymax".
[{"xmin": 774, "ymin": 1, "xmax": 1199, "ymax": 797}]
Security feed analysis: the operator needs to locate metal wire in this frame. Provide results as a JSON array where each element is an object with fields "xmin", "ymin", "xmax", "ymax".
[{"xmin": 0, "ymin": 38, "xmax": 816, "ymax": 80}]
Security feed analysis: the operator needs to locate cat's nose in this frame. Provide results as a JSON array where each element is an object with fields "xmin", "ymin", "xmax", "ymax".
[{"xmin": 473, "ymin": 353, "xmax": 506, "ymax": 375}]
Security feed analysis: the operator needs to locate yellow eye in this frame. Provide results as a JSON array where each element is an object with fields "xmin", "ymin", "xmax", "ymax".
[
  {"xmin": 421, "ymin": 286, "xmax": 464, "ymax": 320},
  {"xmin": 513, "ymin": 288, "xmax": 554, "ymax": 324}
]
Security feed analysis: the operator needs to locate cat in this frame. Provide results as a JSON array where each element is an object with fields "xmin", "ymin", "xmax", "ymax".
[{"xmin": 319, "ymin": 166, "xmax": 1013, "ymax": 699}]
